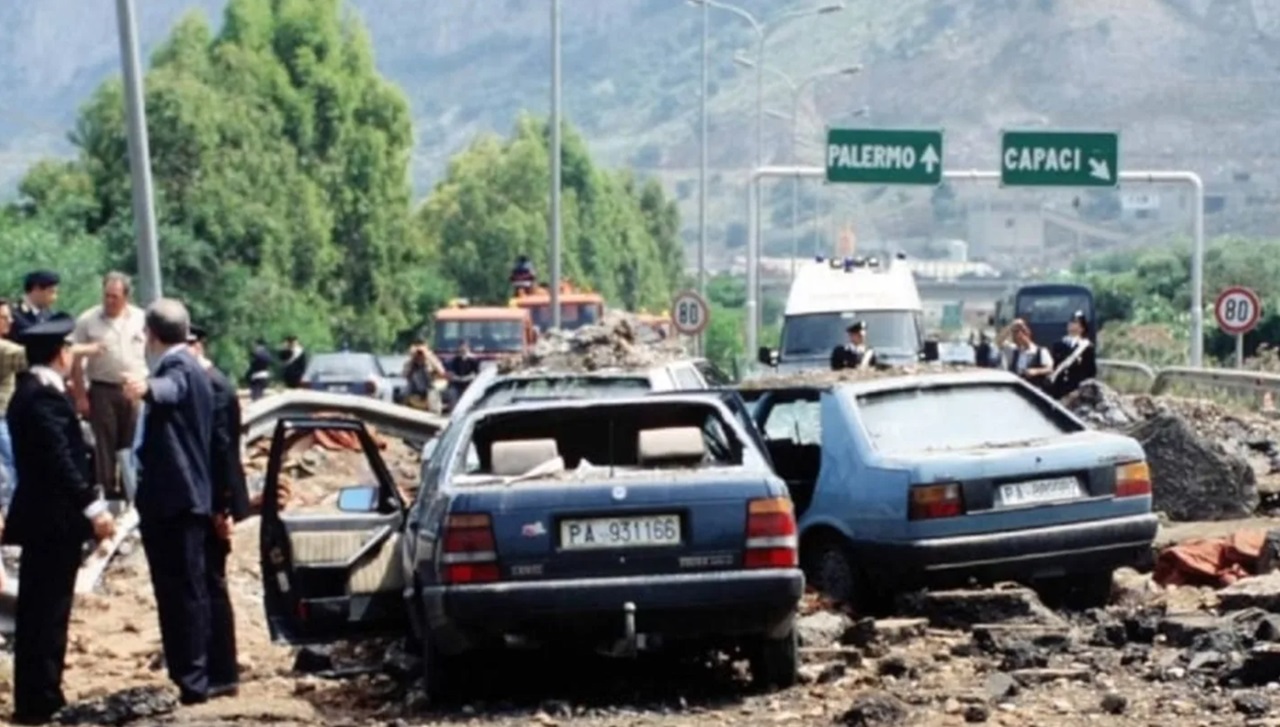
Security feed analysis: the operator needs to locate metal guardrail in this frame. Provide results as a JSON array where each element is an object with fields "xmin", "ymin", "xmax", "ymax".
[
  {"xmin": 241, "ymin": 390, "xmax": 449, "ymax": 444},
  {"xmin": 1099, "ymin": 359, "xmax": 1280, "ymax": 396}
]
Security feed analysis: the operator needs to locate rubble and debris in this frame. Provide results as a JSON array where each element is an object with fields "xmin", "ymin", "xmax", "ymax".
[
  {"xmin": 496, "ymin": 312, "xmax": 687, "ymax": 374},
  {"xmin": 53, "ymin": 686, "xmax": 177, "ymax": 725},
  {"xmin": 839, "ymin": 691, "xmax": 909, "ymax": 726},
  {"xmin": 899, "ymin": 585, "xmax": 1067, "ymax": 629},
  {"xmin": 1065, "ymin": 380, "xmax": 1269, "ymax": 520},
  {"xmin": 1219, "ymin": 572, "xmax": 1280, "ymax": 612}
]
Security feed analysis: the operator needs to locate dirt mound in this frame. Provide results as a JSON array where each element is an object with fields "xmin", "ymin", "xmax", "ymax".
[
  {"xmin": 1065, "ymin": 380, "xmax": 1269, "ymax": 521},
  {"xmin": 496, "ymin": 311, "xmax": 687, "ymax": 374}
]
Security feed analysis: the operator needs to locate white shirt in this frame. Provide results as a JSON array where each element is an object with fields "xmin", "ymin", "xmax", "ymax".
[{"xmin": 28, "ymin": 365, "xmax": 107, "ymax": 520}]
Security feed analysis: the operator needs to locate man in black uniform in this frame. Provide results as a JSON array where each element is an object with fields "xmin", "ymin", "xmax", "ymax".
[
  {"xmin": 830, "ymin": 320, "xmax": 878, "ymax": 371},
  {"xmin": 446, "ymin": 340, "xmax": 480, "ymax": 406},
  {"xmin": 187, "ymin": 325, "xmax": 250, "ymax": 698},
  {"xmin": 279, "ymin": 335, "xmax": 307, "ymax": 389},
  {"xmin": 244, "ymin": 338, "xmax": 273, "ymax": 401},
  {"xmin": 1049, "ymin": 310, "xmax": 1097, "ymax": 399},
  {"xmin": 8, "ymin": 271, "xmax": 60, "ymax": 341},
  {"xmin": 4, "ymin": 316, "xmax": 115, "ymax": 724}
]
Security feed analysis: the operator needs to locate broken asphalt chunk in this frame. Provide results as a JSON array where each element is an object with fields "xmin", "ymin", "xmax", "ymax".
[
  {"xmin": 839, "ymin": 691, "xmax": 909, "ymax": 726},
  {"xmin": 900, "ymin": 587, "xmax": 1065, "ymax": 630}
]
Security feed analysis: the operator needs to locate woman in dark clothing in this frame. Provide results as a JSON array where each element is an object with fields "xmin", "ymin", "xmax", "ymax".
[{"xmin": 1049, "ymin": 310, "xmax": 1097, "ymax": 398}]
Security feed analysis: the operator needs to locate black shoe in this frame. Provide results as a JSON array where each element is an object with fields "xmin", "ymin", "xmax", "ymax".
[
  {"xmin": 208, "ymin": 683, "xmax": 239, "ymax": 699},
  {"xmin": 179, "ymin": 690, "xmax": 208, "ymax": 706}
]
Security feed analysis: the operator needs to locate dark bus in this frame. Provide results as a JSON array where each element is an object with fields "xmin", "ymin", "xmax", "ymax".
[{"xmin": 994, "ymin": 283, "xmax": 1096, "ymax": 350}]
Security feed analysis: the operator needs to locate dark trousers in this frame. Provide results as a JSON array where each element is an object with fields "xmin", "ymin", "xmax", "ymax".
[
  {"xmin": 141, "ymin": 513, "xmax": 210, "ymax": 698},
  {"xmin": 88, "ymin": 382, "xmax": 138, "ymax": 499},
  {"xmin": 13, "ymin": 537, "xmax": 83, "ymax": 721},
  {"xmin": 248, "ymin": 378, "xmax": 268, "ymax": 401},
  {"xmin": 205, "ymin": 529, "xmax": 238, "ymax": 688}
]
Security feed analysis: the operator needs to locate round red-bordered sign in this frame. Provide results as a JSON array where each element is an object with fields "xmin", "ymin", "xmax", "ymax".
[
  {"xmin": 670, "ymin": 290, "xmax": 710, "ymax": 336},
  {"xmin": 1214, "ymin": 286, "xmax": 1262, "ymax": 335}
]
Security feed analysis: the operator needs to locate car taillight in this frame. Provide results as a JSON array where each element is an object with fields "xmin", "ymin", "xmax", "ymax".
[
  {"xmin": 908, "ymin": 483, "xmax": 964, "ymax": 520},
  {"xmin": 744, "ymin": 497, "xmax": 798, "ymax": 569},
  {"xmin": 363, "ymin": 378, "xmax": 378, "ymax": 395},
  {"xmin": 1115, "ymin": 461, "xmax": 1152, "ymax": 498},
  {"xmin": 441, "ymin": 513, "xmax": 500, "ymax": 584}
]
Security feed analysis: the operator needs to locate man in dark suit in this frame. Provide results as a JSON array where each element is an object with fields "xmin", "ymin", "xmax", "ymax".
[
  {"xmin": 121, "ymin": 298, "xmax": 215, "ymax": 705},
  {"xmin": 186, "ymin": 325, "xmax": 249, "ymax": 698},
  {"xmin": 4, "ymin": 316, "xmax": 115, "ymax": 724}
]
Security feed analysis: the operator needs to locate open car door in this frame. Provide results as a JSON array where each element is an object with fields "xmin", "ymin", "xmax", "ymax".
[{"xmin": 259, "ymin": 416, "xmax": 409, "ymax": 645}]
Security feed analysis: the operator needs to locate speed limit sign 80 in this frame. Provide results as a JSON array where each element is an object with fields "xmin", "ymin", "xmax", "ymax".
[
  {"xmin": 1214, "ymin": 286, "xmax": 1261, "ymax": 336},
  {"xmin": 670, "ymin": 290, "xmax": 710, "ymax": 336}
]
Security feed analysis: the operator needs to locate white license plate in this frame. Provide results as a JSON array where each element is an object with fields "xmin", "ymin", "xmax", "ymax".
[
  {"xmin": 560, "ymin": 515, "xmax": 681, "ymax": 550},
  {"xmin": 997, "ymin": 476, "xmax": 1083, "ymax": 508}
]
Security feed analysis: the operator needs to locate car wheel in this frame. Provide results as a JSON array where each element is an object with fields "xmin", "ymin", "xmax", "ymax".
[
  {"xmin": 749, "ymin": 627, "xmax": 798, "ymax": 690},
  {"xmin": 804, "ymin": 537, "xmax": 866, "ymax": 609}
]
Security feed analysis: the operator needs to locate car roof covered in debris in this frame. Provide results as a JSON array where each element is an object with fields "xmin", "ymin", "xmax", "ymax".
[{"xmin": 739, "ymin": 365, "xmax": 1023, "ymax": 395}]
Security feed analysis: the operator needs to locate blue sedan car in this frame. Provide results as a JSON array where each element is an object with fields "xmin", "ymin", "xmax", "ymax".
[
  {"xmin": 744, "ymin": 369, "xmax": 1157, "ymax": 610},
  {"xmin": 256, "ymin": 393, "xmax": 804, "ymax": 702}
]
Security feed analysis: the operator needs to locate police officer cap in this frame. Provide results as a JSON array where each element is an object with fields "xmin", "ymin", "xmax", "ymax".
[
  {"xmin": 187, "ymin": 324, "xmax": 209, "ymax": 344},
  {"xmin": 17, "ymin": 314, "xmax": 75, "ymax": 347},
  {"xmin": 846, "ymin": 320, "xmax": 867, "ymax": 333},
  {"xmin": 1071, "ymin": 310, "xmax": 1088, "ymax": 324},
  {"xmin": 23, "ymin": 269, "xmax": 60, "ymax": 290}
]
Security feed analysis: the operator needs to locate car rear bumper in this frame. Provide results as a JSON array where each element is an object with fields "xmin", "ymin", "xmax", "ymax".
[
  {"xmin": 418, "ymin": 569, "xmax": 804, "ymax": 654},
  {"xmin": 858, "ymin": 513, "xmax": 1158, "ymax": 586}
]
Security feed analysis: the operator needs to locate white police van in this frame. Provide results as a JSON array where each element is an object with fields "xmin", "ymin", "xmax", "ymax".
[{"xmin": 757, "ymin": 255, "xmax": 935, "ymax": 372}]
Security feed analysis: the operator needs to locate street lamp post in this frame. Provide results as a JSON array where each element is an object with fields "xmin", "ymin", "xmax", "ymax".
[
  {"xmin": 549, "ymin": 0, "xmax": 562, "ymax": 330},
  {"xmin": 749, "ymin": 63, "xmax": 861, "ymax": 279},
  {"xmin": 114, "ymin": 0, "xmax": 162, "ymax": 303},
  {"xmin": 688, "ymin": 0, "xmax": 845, "ymax": 352}
]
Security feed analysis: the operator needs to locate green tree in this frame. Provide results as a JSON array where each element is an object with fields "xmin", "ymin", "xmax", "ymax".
[
  {"xmin": 15, "ymin": 0, "xmax": 431, "ymax": 372},
  {"xmin": 416, "ymin": 114, "xmax": 683, "ymax": 312}
]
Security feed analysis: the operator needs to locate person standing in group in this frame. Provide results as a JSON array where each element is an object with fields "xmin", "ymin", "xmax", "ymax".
[
  {"xmin": 1049, "ymin": 310, "xmax": 1097, "ymax": 399},
  {"xmin": 4, "ymin": 316, "xmax": 115, "ymax": 725},
  {"xmin": 8, "ymin": 271, "xmax": 61, "ymax": 340},
  {"xmin": 121, "ymin": 298, "xmax": 214, "ymax": 706},
  {"xmin": 279, "ymin": 335, "xmax": 307, "ymax": 389},
  {"xmin": 186, "ymin": 325, "xmax": 249, "ymax": 698},
  {"xmin": 69, "ymin": 272, "xmax": 148, "ymax": 503},
  {"xmin": 403, "ymin": 340, "xmax": 446, "ymax": 413},
  {"xmin": 244, "ymin": 338, "xmax": 273, "ymax": 401},
  {"xmin": 996, "ymin": 318, "xmax": 1054, "ymax": 391},
  {"xmin": 0, "ymin": 299, "xmax": 28, "ymax": 510},
  {"xmin": 446, "ymin": 339, "xmax": 480, "ymax": 407}
]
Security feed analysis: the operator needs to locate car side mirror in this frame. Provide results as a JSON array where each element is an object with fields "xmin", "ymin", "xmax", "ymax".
[
  {"xmin": 921, "ymin": 340, "xmax": 940, "ymax": 362},
  {"xmin": 757, "ymin": 347, "xmax": 779, "ymax": 367},
  {"xmin": 337, "ymin": 485, "xmax": 380, "ymax": 513}
]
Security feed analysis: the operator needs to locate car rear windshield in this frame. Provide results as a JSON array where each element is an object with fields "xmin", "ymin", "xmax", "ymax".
[
  {"xmin": 855, "ymin": 383, "xmax": 1072, "ymax": 454},
  {"xmin": 471, "ymin": 376, "xmax": 651, "ymax": 411},
  {"xmin": 453, "ymin": 401, "xmax": 745, "ymax": 482},
  {"xmin": 306, "ymin": 354, "xmax": 379, "ymax": 379}
]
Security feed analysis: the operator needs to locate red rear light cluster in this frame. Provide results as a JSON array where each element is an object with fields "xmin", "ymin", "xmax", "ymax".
[
  {"xmin": 441, "ymin": 513, "xmax": 500, "ymax": 584},
  {"xmin": 363, "ymin": 378, "xmax": 378, "ymax": 395},
  {"xmin": 1115, "ymin": 461, "xmax": 1152, "ymax": 498},
  {"xmin": 908, "ymin": 483, "xmax": 964, "ymax": 520},
  {"xmin": 744, "ymin": 497, "xmax": 798, "ymax": 569}
]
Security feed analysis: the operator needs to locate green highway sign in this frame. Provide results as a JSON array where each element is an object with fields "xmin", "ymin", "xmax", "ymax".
[
  {"xmin": 826, "ymin": 128, "xmax": 943, "ymax": 185},
  {"xmin": 1000, "ymin": 130, "xmax": 1119, "ymax": 187}
]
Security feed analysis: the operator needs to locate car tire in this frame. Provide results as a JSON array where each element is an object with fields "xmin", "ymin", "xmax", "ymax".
[
  {"xmin": 749, "ymin": 627, "xmax": 798, "ymax": 690},
  {"xmin": 804, "ymin": 536, "xmax": 875, "ymax": 613}
]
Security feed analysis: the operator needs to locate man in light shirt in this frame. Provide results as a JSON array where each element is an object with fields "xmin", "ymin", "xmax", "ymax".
[{"xmin": 70, "ymin": 272, "xmax": 148, "ymax": 502}]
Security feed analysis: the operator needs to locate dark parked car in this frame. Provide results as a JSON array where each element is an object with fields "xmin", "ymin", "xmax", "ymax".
[
  {"xmin": 303, "ymin": 352, "xmax": 395, "ymax": 402},
  {"xmin": 378, "ymin": 354, "xmax": 410, "ymax": 404},
  {"xmin": 257, "ymin": 394, "xmax": 803, "ymax": 702}
]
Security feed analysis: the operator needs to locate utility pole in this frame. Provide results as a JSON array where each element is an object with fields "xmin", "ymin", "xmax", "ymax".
[
  {"xmin": 697, "ymin": 0, "xmax": 708, "ymax": 355},
  {"xmin": 549, "ymin": 0, "xmax": 563, "ymax": 330},
  {"xmin": 114, "ymin": 0, "xmax": 162, "ymax": 302}
]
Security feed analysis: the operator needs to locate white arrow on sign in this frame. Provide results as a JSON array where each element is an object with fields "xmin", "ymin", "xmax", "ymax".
[
  {"xmin": 920, "ymin": 145, "xmax": 939, "ymax": 174},
  {"xmin": 1088, "ymin": 158, "xmax": 1111, "ymax": 181}
]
